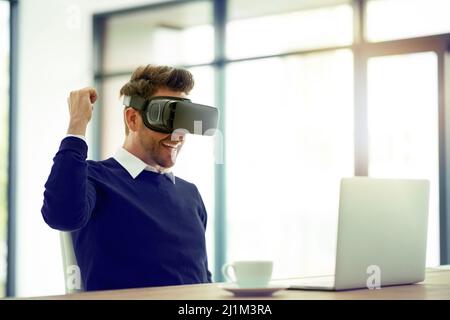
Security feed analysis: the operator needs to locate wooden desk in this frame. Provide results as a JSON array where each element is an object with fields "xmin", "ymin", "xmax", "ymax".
[{"xmin": 33, "ymin": 267, "xmax": 450, "ymax": 300}]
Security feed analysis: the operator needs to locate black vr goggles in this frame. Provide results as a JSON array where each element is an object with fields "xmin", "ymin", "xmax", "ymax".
[{"xmin": 123, "ymin": 95, "xmax": 219, "ymax": 136}]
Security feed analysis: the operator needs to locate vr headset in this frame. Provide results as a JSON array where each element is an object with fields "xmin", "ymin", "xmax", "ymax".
[{"xmin": 123, "ymin": 95, "xmax": 219, "ymax": 136}]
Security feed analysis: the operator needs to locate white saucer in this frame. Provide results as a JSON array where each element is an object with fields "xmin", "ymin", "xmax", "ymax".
[{"xmin": 219, "ymin": 283, "xmax": 289, "ymax": 297}]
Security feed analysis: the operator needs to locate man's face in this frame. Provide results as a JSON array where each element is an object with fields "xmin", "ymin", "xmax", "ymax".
[{"xmin": 136, "ymin": 88, "xmax": 187, "ymax": 169}]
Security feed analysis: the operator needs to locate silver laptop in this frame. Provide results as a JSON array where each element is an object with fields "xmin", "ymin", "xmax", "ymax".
[{"xmin": 278, "ymin": 177, "xmax": 429, "ymax": 291}]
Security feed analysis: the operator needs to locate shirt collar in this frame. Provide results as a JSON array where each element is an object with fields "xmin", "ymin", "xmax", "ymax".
[{"xmin": 113, "ymin": 147, "xmax": 175, "ymax": 184}]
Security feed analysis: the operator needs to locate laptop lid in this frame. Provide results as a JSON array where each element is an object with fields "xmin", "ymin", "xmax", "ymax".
[{"xmin": 334, "ymin": 177, "xmax": 429, "ymax": 290}]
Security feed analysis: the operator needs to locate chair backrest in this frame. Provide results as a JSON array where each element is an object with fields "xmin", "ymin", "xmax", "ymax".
[{"xmin": 59, "ymin": 232, "xmax": 84, "ymax": 293}]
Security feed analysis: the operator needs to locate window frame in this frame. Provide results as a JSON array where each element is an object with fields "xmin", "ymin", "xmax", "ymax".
[{"xmin": 5, "ymin": 0, "xmax": 19, "ymax": 297}]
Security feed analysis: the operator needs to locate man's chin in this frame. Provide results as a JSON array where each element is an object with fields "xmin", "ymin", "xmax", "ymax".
[
  {"xmin": 162, "ymin": 164, "xmax": 175, "ymax": 170},
  {"xmin": 158, "ymin": 157, "xmax": 176, "ymax": 170}
]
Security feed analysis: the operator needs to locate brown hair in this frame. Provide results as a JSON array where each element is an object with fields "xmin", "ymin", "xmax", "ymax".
[{"xmin": 120, "ymin": 65, "xmax": 195, "ymax": 135}]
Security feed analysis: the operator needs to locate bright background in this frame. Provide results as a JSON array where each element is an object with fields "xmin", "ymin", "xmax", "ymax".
[{"xmin": 1, "ymin": 0, "xmax": 450, "ymax": 297}]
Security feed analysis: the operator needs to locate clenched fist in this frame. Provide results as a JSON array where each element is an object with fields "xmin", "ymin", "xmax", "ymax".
[{"xmin": 67, "ymin": 87, "xmax": 98, "ymax": 136}]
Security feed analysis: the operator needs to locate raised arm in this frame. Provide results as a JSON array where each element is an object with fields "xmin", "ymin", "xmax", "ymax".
[{"xmin": 41, "ymin": 88, "xmax": 98, "ymax": 231}]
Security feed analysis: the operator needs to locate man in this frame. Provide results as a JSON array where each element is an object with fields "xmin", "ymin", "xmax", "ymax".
[{"xmin": 41, "ymin": 65, "xmax": 212, "ymax": 291}]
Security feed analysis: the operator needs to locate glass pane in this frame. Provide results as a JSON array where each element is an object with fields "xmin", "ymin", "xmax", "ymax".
[
  {"xmin": 367, "ymin": 0, "xmax": 450, "ymax": 42},
  {"xmin": 229, "ymin": 0, "xmax": 351, "ymax": 19},
  {"xmin": 0, "ymin": 0, "xmax": 10, "ymax": 298},
  {"xmin": 227, "ymin": 1, "xmax": 353, "ymax": 60},
  {"xmin": 368, "ymin": 52, "xmax": 439, "ymax": 266},
  {"xmin": 100, "ymin": 75, "xmax": 129, "ymax": 158},
  {"xmin": 100, "ymin": 67, "xmax": 216, "ymax": 274},
  {"xmin": 104, "ymin": 1, "xmax": 213, "ymax": 73},
  {"xmin": 226, "ymin": 50, "xmax": 354, "ymax": 278}
]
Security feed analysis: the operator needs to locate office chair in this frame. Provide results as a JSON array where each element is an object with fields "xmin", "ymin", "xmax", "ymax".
[{"xmin": 59, "ymin": 231, "xmax": 84, "ymax": 293}]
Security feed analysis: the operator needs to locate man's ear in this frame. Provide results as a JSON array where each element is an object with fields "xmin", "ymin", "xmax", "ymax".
[{"xmin": 124, "ymin": 107, "xmax": 141, "ymax": 133}]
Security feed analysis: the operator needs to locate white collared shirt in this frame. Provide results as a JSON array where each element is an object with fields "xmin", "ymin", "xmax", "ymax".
[
  {"xmin": 113, "ymin": 147, "xmax": 175, "ymax": 183},
  {"xmin": 65, "ymin": 134, "xmax": 176, "ymax": 184}
]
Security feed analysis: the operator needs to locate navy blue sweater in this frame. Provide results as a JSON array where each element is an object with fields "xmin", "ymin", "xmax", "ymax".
[{"xmin": 41, "ymin": 137, "xmax": 212, "ymax": 291}]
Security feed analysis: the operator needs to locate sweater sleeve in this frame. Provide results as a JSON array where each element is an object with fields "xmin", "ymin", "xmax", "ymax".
[
  {"xmin": 193, "ymin": 184, "xmax": 213, "ymax": 283},
  {"xmin": 41, "ymin": 137, "xmax": 97, "ymax": 231}
]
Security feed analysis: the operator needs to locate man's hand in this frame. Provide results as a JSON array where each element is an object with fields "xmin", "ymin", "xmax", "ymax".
[{"xmin": 67, "ymin": 87, "xmax": 98, "ymax": 136}]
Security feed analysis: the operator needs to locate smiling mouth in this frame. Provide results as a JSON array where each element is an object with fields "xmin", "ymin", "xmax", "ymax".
[{"xmin": 161, "ymin": 142, "xmax": 180, "ymax": 149}]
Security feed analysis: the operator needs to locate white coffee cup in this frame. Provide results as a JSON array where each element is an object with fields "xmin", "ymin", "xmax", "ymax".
[{"xmin": 221, "ymin": 260, "xmax": 273, "ymax": 288}]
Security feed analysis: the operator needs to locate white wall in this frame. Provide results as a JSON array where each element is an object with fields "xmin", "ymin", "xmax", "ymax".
[{"xmin": 15, "ymin": 0, "xmax": 165, "ymax": 297}]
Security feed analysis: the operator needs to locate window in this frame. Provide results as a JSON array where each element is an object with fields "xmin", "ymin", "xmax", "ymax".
[
  {"xmin": 367, "ymin": 52, "xmax": 440, "ymax": 265},
  {"xmin": 103, "ymin": 1, "xmax": 213, "ymax": 73},
  {"xmin": 227, "ymin": 3, "xmax": 353, "ymax": 59},
  {"xmin": 0, "ymin": 0, "xmax": 9, "ymax": 297},
  {"xmin": 366, "ymin": 0, "xmax": 450, "ymax": 42},
  {"xmin": 226, "ymin": 51, "xmax": 354, "ymax": 277},
  {"xmin": 223, "ymin": 1, "xmax": 355, "ymax": 278}
]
